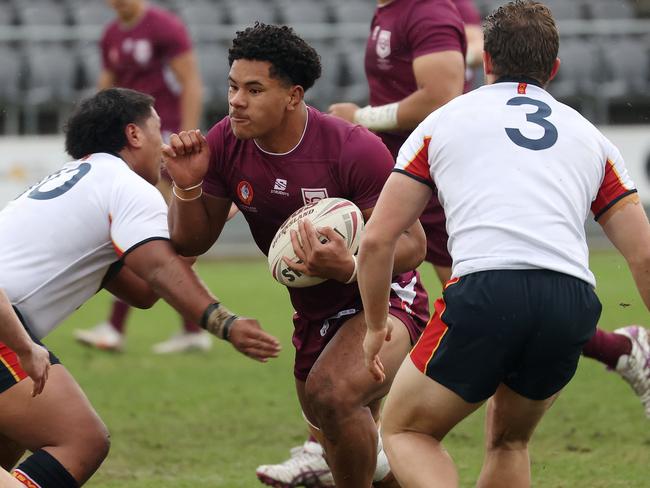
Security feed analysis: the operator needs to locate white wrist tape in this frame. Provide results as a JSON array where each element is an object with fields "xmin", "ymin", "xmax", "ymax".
[{"xmin": 353, "ymin": 103, "xmax": 399, "ymax": 131}]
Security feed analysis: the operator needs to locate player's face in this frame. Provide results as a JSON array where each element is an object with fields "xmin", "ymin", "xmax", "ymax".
[
  {"xmin": 228, "ymin": 59, "xmax": 296, "ymax": 141},
  {"xmin": 138, "ymin": 108, "xmax": 163, "ymax": 185},
  {"xmin": 107, "ymin": 0, "xmax": 142, "ymax": 21}
]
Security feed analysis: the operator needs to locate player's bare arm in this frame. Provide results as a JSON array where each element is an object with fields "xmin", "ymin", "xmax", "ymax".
[
  {"xmin": 397, "ymin": 51, "xmax": 465, "ymax": 129},
  {"xmin": 164, "ymin": 130, "xmax": 231, "ymax": 256},
  {"xmin": 124, "ymin": 239, "xmax": 281, "ymax": 361},
  {"xmin": 329, "ymin": 51, "xmax": 464, "ymax": 131},
  {"xmin": 96, "ymin": 69, "xmax": 115, "ymax": 90},
  {"xmin": 599, "ymin": 195, "xmax": 650, "ymax": 310},
  {"xmin": 169, "ymin": 51, "xmax": 203, "ymax": 131},
  {"xmin": 358, "ymin": 173, "xmax": 432, "ymax": 380},
  {"xmin": 103, "ymin": 265, "xmax": 159, "ymax": 309},
  {"xmin": 0, "ymin": 289, "xmax": 49, "ymax": 396}
]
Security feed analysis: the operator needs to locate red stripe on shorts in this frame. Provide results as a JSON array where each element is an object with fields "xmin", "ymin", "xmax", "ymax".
[
  {"xmin": 410, "ymin": 297, "xmax": 448, "ymax": 373},
  {"xmin": 0, "ymin": 342, "xmax": 28, "ymax": 383}
]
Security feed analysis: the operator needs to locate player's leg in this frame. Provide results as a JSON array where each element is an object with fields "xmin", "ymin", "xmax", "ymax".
[
  {"xmin": 477, "ymin": 384, "xmax": 558, "ymax": 488},
  {"xmin": 0, "ymin": 365, "xmax": 110, "ymax": 486},
  {"xmin": 381, "ymin": 360, "xmax": 482, "ymax": 488},
  {"xmin": 583, "ymin": 325, "xmax": 650, "ymax": 417},
  {"xmin": 73, "ymin": 298, "xmax": 128, "ymax": 351},
  {"xmin": 299, "ymin": 312, "xmax": 412, "ymax": 488},
  {"xmin": 0, "ymin": 433, "xmax": 25, "ymax": 470}
]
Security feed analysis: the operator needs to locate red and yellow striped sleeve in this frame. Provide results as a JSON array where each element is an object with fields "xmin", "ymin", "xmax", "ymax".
[
  {"xmin": 591, "ymin": 158, "xmax": 637, "ymax": 221},
  {"xmin": 394, "ymin": 136, "xmax": 435, "ymax": 188}
]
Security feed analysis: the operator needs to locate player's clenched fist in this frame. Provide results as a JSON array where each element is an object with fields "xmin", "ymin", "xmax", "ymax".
[{"xmin": 162, "ymin": 129, "xmax": 210, "ymax": 189}]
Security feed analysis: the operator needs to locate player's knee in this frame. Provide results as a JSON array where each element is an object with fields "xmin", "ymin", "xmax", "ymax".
[
  {"xmin": 304, "ymin": 374, "xmax": 357, "ymax": 425},
  {"xmin": 74, "ymin": 418, "xmax": 111, "ymax": 472}
]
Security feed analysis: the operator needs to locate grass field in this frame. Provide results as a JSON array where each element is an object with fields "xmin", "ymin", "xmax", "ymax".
[{"xmin": 45, "ymin": 251, "xmax": 650, "ymax": 487}]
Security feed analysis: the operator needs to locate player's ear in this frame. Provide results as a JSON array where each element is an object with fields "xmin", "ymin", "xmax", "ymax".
[
  {"xmin": 287, "ymin": 85, "xmax": 304, "ymax": 111},
  {"xmin": 547, "ymin": 57, "xmax": 561, "ymax": 84},
  {"xmin": 124, "ymin": 122, "xmax": 144, "ymax": 149}
]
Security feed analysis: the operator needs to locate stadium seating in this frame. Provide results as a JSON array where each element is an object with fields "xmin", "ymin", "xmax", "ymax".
[
  {"xmin": 548, "ymin": 39, "xmax": 602, "ymax": 120},
  {"xmin": 23, "ymin": 43, "xmax": 77, "ymax": 133},
  {"xmin": 0, "ymin": 0, "xmax": 648, "ymax": 133},
  {"xmin": 0, "ymin": 45, "xmax": 21, "ymax": 133}
]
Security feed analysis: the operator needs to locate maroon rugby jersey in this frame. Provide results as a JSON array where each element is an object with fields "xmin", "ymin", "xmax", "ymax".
[
  {"xmin": 365, "ymin": 0, "xmax": 466, "ymax": 157},
  {"xmin": 204, "ymin": 106, "xmax": 423, "ymax": 321},
  {"xmin": 101, "ymin": 6, "xmax": 192, "ymax": 133}
]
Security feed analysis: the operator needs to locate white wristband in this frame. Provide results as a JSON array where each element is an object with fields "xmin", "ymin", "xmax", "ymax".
[
  {"xmin": 353, "ymin": 103, "xmax": 399, "ymax": 131},
  {"xmin": 345, "ymin": 255, "xmax": 358, "ymax": 284}
]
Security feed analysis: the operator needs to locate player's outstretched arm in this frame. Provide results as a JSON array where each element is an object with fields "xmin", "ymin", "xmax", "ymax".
[
  {"xmin": 358, "ymin": 173, "xmax": 432, "ymax": 379},
  {"xmin": 600, "ymin": 196, "xmax": 650, "ymax": 311},
  {"xmin": 124, "ymin": 239, "xmax": 281, "ymax": 361},
  {"xmin": 0, "ymin": 290, "xmax": 50, "ymax": 396}
]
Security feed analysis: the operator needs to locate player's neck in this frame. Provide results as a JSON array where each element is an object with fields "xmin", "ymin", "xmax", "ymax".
[
  {"xmin": 118, "ymin": 1, "xmax": 147, "ymax": 27},
  {"xmin": 377, "ymin": 0, "xmax": 396, "ymax": 6},
  {"xmin": 254, "ymin": 104, "xmax": 308, "ymax": 155}
]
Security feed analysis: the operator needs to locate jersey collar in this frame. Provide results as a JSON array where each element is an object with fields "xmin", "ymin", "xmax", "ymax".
[{"xmin": 495, "ymin": 76, "xmax": 544, "ymax": 88}]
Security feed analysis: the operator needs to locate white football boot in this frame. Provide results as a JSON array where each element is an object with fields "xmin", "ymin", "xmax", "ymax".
[
  {"xmin": 152, "ymin": 330, "xmax": 212, "ymax": 354},
  {"xmin": 613, "ymin": 325, "xmax": 650, "ymax": 418},
  {"xmin": 256, "ymin": 441, "xmax": 334, "ymax": 487},
  {"xmin": 74, "ymin": 322, "xmax": 124, "ymax": 351}
]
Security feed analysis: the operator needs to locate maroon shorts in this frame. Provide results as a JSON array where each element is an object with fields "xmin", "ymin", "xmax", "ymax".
[
  {"xmin": 420, "ymin": 194, "xmax": 452, "ymax": 267},
  {"xmin": 292, "ymin": 271, "xmax": 430, "ymax": 381}
]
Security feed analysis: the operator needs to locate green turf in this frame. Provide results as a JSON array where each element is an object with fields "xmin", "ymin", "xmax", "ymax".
[{"xmin": 45, "ymin": 251, "xmax": 649, "ymax": 487}]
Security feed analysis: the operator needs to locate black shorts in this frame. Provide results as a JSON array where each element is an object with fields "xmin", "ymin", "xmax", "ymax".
[
  {"xmin": 410, "ymin": 269, "xmax": 601, "ymax": 402},
  {"xmin": 0, "ymin": 311, "xmax": 60, "ymax": 394}
]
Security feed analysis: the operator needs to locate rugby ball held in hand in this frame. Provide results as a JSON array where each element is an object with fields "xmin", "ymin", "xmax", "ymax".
[{"xmin": 268, "ymin": 197, "xmax": 365, "ymax": 288}]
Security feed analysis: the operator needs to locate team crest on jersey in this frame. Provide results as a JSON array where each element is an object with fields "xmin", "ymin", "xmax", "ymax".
[
  {"xmin": 518, "ymin": 82, "xmax": 527, "ymax": 94},
  {"xmin": 237, "ymin": 181, "xmax": 254, "ymax": 205},
  {"xmin": 301, "ymin": 188, "xmax": 329, "ymax": 205},
  {"xmin": 133, "ymin": 39, "xmax": 152, "ymax": 65},
  {"xmin": 376, "ymin": 30, "xmax": 392, "ymax": 59}
]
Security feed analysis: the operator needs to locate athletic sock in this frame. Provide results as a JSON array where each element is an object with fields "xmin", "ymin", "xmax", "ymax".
[
  {"xmin": 12, "ymin": 450, "xmax": 78, "ymax": 488},
  {"xmin": 582, "ymin": 328, "xmax": 632, "ymax": 369},
  {"xmin": 109, "ymin": 299, "xmax": 130, "ymax": 333},
  {"xmin": 182, "ymin": 319, "xmax": 202, "ymax": 333}
]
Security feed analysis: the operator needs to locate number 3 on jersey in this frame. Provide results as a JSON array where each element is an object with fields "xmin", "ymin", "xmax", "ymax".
[{"xmin": 505, "ymin": 96, "xmax": 558, "ymax": 151}]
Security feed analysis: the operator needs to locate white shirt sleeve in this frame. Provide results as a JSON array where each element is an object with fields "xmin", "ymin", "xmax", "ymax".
[{"xmin": 108, "ymin": 173, "xmax": 170, "ymax": 257}]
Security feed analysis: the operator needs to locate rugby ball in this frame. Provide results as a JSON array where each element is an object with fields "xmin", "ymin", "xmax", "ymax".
[{"xmin": 268, "ymin": 197, "xmax": 365, "ymax": 288}]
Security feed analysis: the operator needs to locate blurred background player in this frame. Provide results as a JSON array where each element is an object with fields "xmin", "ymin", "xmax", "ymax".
[
  {"xmin": 163, "ymin": 23, "xmax": 430, "ymax": 488},
  {"xmin": 0, "ymin": 88, "xmax": 279, "ymax": 488},
  {"xmin": 358, "ymin": 2, "xmax": 650, "ymax": 485},
  {"xmin": 74, "ymin": 0, "xmax": 208, "ymax": 354}
]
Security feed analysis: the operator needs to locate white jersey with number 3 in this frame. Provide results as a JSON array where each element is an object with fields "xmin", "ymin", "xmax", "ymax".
[
  {"xmin": 395, "ymin": 80, "xmax": 636, "ymax": 286},
  {"xmin": 0, "ymin": 152, "xmax": 169, "ymax": 339}
]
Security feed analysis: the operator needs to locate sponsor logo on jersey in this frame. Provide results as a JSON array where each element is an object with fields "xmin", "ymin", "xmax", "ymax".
[
  {"xmin": 272, "ymin": 178, "xmax": 290, "ymax": 196},
  {"xmin": 376, "ymin": 30, "xmax": 392, "ymax": 59},
  {"xmin": 518, "ymin": 82, "xmax": 527, "ymax": 94},
  {"xmin": 301, "ymin": 188, "xmax": 329, "ymax": 205},
  {"xmin": 237, "ymin": 180, "xmax": 254, "ymax": 205}
]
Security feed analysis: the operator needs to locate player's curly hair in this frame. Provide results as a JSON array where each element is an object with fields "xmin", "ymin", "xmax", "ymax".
[
  {"xmin": 65, "ymin": 88, "xmax": 155, "ymax": 159},
  {"xmin": 483, "ymin": 0, "xmax": 559, "ymax": 85},
  {"xmin": 228, "ymin": 22, "xmax": 321, "ymax": 91}
]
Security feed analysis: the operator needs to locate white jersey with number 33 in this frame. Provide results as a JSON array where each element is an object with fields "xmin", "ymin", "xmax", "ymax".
[
  {"xmin": 0, "ymin": 153, "xmax": 169, "ymax": 339},
  {"xmin": 395, "ymin": 80, "xmax": 636, "ymax": 286}
]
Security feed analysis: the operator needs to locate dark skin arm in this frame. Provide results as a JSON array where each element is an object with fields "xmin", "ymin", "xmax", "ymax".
[{"xmin": 120, "ymin": 239, "xmax": 281, "ymax": 362}]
